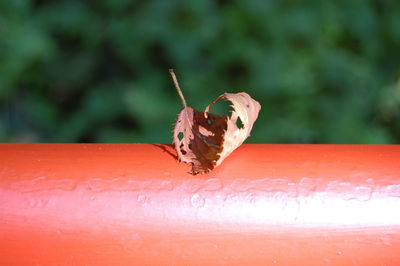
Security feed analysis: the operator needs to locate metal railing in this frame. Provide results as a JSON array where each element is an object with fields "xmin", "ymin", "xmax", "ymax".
[{"xmin": 1, "ymin": 144, "xmax": 400, "ymax": 265}]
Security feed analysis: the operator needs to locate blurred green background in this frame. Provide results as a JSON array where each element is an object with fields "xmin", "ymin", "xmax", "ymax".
[{"xmin": 1, "ymin": 0, "xmax": 399, "ymax": 143}]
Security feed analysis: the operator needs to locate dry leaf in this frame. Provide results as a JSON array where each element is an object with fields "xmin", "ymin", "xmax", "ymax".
[{"xmin": 170, "ymin": 69, "xmax": 261, "ymax": 174}]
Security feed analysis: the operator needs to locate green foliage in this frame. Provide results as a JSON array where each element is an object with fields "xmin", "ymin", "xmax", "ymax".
[{"xmin": 1, "ymin": 0, "xmax": 399, "ymax": 143}]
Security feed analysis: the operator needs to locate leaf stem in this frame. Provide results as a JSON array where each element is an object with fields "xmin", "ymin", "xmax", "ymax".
[{"xmin": 169, "ymin": 69, "xmax": 187, "ymax": 107}]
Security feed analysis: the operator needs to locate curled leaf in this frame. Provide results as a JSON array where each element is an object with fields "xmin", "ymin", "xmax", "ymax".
[{"xmin": 170, "ymin": 69, "xmax": 261, "ymax": 174}]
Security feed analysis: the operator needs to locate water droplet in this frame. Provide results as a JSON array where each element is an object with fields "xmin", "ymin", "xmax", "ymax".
[
  {"xmin": 227, "ymin": 194, "xmax": 239, "ymax": 202},
  {"xmin": 244, "ymin": 193, "xmax": 257, "ymax": 203},
  {"xmin": 28, "ymin": 198, "xmax": 47, "ymax": 208},
  {"xmin": 191, "ymin": 193, "xmax": 205, "ymax": 208},
  {"xmin": 231, "ymin": 178, "xmax": 252, "ymax": 192},
  {"xmin": 354, "ymin": 186, "xmax": 373, "ymax": 201},
  {"xmin": 387, "ymin": 184, "xmax": 400, "ymax": 197},
  {"xmin": 137, "ymin": 195, "xmax": 147, "ymax": 204},
  {"xmin": 204, "ymin": 178, "xmax": 223, "ymax": 191}
]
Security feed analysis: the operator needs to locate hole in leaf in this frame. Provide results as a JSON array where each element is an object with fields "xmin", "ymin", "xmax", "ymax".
[
  {"xmin": 188, "ymin": 143, "xmax": 192, "ymax": 150},
  {"xmin": 207, "ymin": 118, "xmax": 212, "ymax": 125},
  {"xmin": 180, "ymin": 149, "xmax": 187, "ymax": 155},
  {"xmin": 178, "ymin": 132, "xmax": 184, "ymax": 141},
  {"xmin": 209, "ymin": 99, "xmax": 232, "ymax": 116},
  {"xmin": 236, "ymin": 117, "xmax": 244, "ymax": 129}
]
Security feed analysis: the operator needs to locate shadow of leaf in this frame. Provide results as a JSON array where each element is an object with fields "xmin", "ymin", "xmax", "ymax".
[{"xmin": 152, "ymin": 144, "xmax": 178, "ymax": 160}]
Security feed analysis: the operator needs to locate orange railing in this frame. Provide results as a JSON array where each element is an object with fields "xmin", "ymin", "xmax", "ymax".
[{"xmin": 1, "ymin": 144, "xmax": 400, "ymax": 265}]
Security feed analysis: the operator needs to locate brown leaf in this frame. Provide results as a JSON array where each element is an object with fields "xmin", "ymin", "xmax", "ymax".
[{"xmin": 170, "ymin": 69, "xmax": 261, "ymax": 174}]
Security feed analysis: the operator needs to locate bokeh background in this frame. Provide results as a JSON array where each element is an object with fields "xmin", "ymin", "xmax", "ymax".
[{"xmin": 1, "ymin": 0, "xmax": 400, "ymax": 143}]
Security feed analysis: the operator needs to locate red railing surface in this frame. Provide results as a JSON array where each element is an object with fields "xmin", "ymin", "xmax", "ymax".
[{"xmin": 1, "ymin": 144, "xmax": 400, "ymax": 265}]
